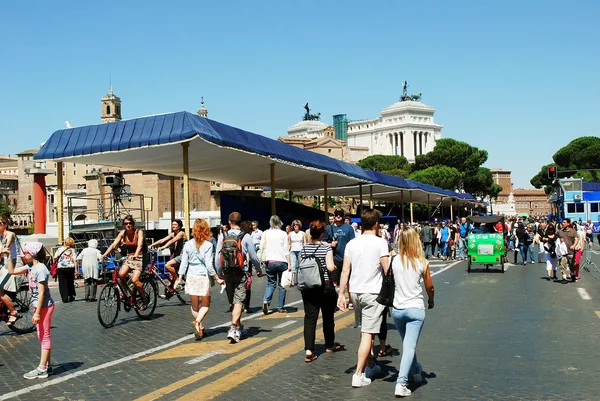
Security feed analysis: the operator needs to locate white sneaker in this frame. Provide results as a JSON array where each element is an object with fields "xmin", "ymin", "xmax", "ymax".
[
  {"xmin": 365, "ymin": 364, "xmax": 382, "ymax": 379},
  {"xmin": 226, "ymin": 328, "xmax": 237, "ymax": 343},
  {"xmin": 352, "ymin": 373, "xmax": 371, "ymax": 388},
  {"xmin": 395, "ymin": 383, "xmax": 412, "ymax": 397}
]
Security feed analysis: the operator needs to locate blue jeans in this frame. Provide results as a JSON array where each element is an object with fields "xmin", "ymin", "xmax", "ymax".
[
  {"xmin": 519, "ymin": 243, "xmax": 535, "ymax": 263},
  {"xmin": 527, "ymin": 244, "xmax": 535, "ymax": 263},
  {"xmin": 423, "ymin": 243, "xmax": 432, "ymax": 258},
  {"xmin": 458, "ymin": 238, "xmax": 467, "ymax": 259},
  {"xmin": 290, "ymin": 251, "xmax": 301, "ymax": 273},
  {"xmin": 441, "ymin": 241, "xmax": 449, "ymax": 258},
  {"xmin": 263, "ymin": 262, "xmax": 288, "ymax": 310},
  {"xmin": 392, "ymin": 308, "xmax": 425, "ymax": 385}
]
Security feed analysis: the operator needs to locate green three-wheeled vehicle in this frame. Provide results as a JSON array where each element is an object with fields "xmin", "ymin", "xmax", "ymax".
[{"xmin": 466, "ymin": 215, "xmax": 507, "ymax": 273}]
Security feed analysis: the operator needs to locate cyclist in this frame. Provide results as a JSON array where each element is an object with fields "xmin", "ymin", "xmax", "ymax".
[
  {"xmin": 102, "ymin": 215, "xmax": 149, "ymax": 309},
  {"xmin": 149, "ymin": 219, "xmax": 187, "ymax": 294}
]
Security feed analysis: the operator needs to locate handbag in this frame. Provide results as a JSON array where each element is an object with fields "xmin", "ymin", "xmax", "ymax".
[
  {"xmin": 50, "ymin": 247, "xmax": 69, "ymax": 279},
  {"xmin": 376, "ymin": 255, "xmax": 396, "ymax": 307}
]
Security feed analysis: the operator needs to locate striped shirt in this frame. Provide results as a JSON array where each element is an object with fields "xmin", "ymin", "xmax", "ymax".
[{"xmin": 300, "ymin": 243, "xmax": 332, "ymax": 282}]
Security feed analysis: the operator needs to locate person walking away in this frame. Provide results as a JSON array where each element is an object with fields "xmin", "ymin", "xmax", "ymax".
[
  {"xmin": 4, "ymin": 242, "xmax": 55, "ymax": 379},
  {"xmin": 419, "ymin": 222, "xmax": 432, "ymax": 259},
  {"xmin": 178, "ymin": 218, "xmax": 224, "ymax": 340},
  {"xmin": 289, "ymin": 219, "xmax": 305, "ymax": 286},
  {"xmin": 525, "ymin": 225, "xmax": 536, "ymax": 264},
  {"xmin": 391, "ymin": 227, "xmax": 435, "ymax": 397},
  {"xmin": 323, "ymin": 208, "xmax": 355, "ymax": 285},
  {"xmin": 54, "ymin": 237, "xmax": 78, "ymax": 303},
  {"xmin": 536, "ymin": 222, "xmax": 548, "ymax": 263},
  {"xmin": 515, "ymin": 223, "xmax": 527, "ymax": 265},
  {"xmin": 300, "ymin": 220, "xmax": 341, "ymax": 362},
  {"xmin": 573, "ymin": 222, "xmax": 586, "ymax": 281},
  {"xmin": 260, "ymin": 215, "xmax": 291, "ymax": 314},
  {"xmin": 240, "ymin": 221, "xmax": 254, "ymax": 313},
  {"xmin": 250, "ymin": 221, "xmax": 264, "ymax": 276},
  {"xmin": 149, "ymin": 219, "xmax": 187, "ymax": 293},
  {"xmin": 439, "ymin": 221, "xmax": 450, "ymax": 261},
  {"xmin": 542, "ymin": 224, "xmax": 558, "ymax": 280},
  {"xmin": 215, "ymin": 212, "xmax": 260, "ymax": 343},
  {"xmin": 337, "ymin": 208, "xmax": 390, "ymax": 388},
  {"xmin": 0, "ymin": 216, "xmax": 21, "ymax": 325},
  {"xmin": 77, "ymin": 239, "xmax": 102, "ymax": 301}
]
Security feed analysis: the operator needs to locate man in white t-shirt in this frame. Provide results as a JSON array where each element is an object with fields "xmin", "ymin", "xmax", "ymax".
[{"xmin": 338, "ymin": 208, "xmax": 390, "ymax": 388}]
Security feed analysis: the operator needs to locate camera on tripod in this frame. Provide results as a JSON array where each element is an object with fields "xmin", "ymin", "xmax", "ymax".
[{"xmin": 103, "ymin": 171, "xmax": 131, "ymax": 201}]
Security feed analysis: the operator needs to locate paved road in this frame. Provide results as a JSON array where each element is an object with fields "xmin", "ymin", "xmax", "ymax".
[{"xmin": 2, "ymin": 253, "xmax": 600, "ymax": 400}]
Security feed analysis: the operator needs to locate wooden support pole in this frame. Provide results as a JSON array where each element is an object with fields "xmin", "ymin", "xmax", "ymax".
[
  {"xmin": 358, "ymin": 184, "xmax": 363, "ymax": 216},
  {"xmin": 450, "ymin": 203, "xmax": 454, "ymax": 222},
  {"xmin": 182, "ymin": 143, "xmax": 190, "ymax": 237},
  {"xmin": 409, "ymin": 190, "xmax": 414, "ymax": 223},
  {"xmin": 401, "ymin": 190, "xmax": 405, "ymax": 221},
  {"xmin": 270, "ymin": 163, "xmax": 276, "ymax": 215},
  {"xmin": 369, "ymin": 185, "xmax": 373, "ymax": 208},
  {"xmin": 57, "ymin": 162, "xmax": 64, "ymax": 244},
  {"xmin": 427, "ymin": 193, "xmax": 431, "ymax": 220}
]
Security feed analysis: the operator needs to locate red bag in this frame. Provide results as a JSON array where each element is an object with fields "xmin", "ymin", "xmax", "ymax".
[{"xmin": 51, "ymin": 248, "xmax": 67, "ymax": 279}]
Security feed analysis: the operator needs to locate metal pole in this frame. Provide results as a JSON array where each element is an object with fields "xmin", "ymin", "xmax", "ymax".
[
  {"xmin": 450, "ymin": 203, "xmax": 454, "ymax": 221},
  {"xmin": 241, "ymin": 186, "xmax": 245, "ymax": 202},
  {"xmin": 324, "ymin": 175, "xmax": 329, "ymax": 222},
  {"xmin": 170, "ymin": 177, "xmax": 175, "ymax": 221},
  {"xmin": 270, "ymin": 163, "xmax": 276, "ymax": 215},
  {"xmin": 288, "ymin": 190, "xmax": 293, "ymax": 202},
  {"xmin": 401, "ymin": 190, "xmax": 405, "ymax": 221},
  {"xmin": 358, "ymin": 184, "xmax": 363, "ymax": 216},
  {"xmin": 427, "ymin": 194, "xmax": 431, "ymax": 220},
  {"xmin": 182, "ymin": 143, "xmax": 190, "ymax": 238},
  {"xmin": 57, "ymin": 162, "xmax": 64, "ymax": 244},
  {"xmin": 369, "ymin": 185, "xmax": 373, "ymax": 208},
  {"xmin": 409, "ymin": 191, "xmax": 414, "ymax": 223}
]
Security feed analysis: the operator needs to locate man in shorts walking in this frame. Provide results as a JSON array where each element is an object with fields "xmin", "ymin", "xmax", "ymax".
[
  {"xmin": 338, "ymin": 208, "xmax": 390, "ymax": 388},
  {"xmin": 215, "ymin": 212, "xmax": 260, "ymax": 343}
]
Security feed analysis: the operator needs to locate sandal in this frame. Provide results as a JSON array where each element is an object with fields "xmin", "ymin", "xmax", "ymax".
[
  {"xmin": 347, "ymin": 303, "xmax": 355, "ymax": 310},
  {"xmin": 326, "ymin": 343, "xmax": 343, "ymax": 354},
  {"xmin": 304, "ymin": 353, "xmax": 318, "ymax": 363},
  {"xmin": 192, "ymin": 321, "xmax": 204, "ymax": 340},
  {"xmin": 378, "ymin": 344, "xmax": 393, "ymax": 357},
  {"xmin": 6, "ymin": 312, "xmax": 22, "ymax": 326}
]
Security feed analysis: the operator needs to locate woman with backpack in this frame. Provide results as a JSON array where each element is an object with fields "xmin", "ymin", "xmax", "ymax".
[
  {"xmin": 300, "ymin": 220, "xmax": 341, "ymax": 362},
  {"xmin": 260, "ymin": 215, "xmax": 291, "ymax": 314},
  {"xmin": 178, "ymin": 218, "xmax": 224, "ymax": 340},
  {"xmin": 54, "ymin": 237, "xmax": 78, "ymax": 303}
]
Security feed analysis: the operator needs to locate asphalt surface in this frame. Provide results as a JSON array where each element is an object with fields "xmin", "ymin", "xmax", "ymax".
[{"xmin": 2, "ymin": 250, "xmax": 600, "ymax": 400}]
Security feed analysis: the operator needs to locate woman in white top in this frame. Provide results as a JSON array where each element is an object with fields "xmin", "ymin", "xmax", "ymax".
[
  {"xmin": 77, "ymin": 239, "xmax": 103, "ymax": 301},
  {"xmin": 0, "ymin": 216, "xmax": 20, "ymax": 325},
  {"xmin": 288, "ymin": 219, "xmax": 305, "ymax": 285},
  {"xmin": 390, "ymin": 227, "xmax": 435, "ymax": 397},
  {"xmin": 260, "ymin": 215, "xmax": 291, "ymax": 314}
]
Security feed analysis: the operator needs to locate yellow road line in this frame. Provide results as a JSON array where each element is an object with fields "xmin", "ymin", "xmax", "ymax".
[
  {"xmin": 134, "ymin": 311, "xmax": 350, "ymax": 401},
  {"xmin": 176, "ymin": 313, "xmax": 356, "ymax": 400},
  {"xmin": 595, "ymin": 311, "xmax": 600, "ymax": 319}
]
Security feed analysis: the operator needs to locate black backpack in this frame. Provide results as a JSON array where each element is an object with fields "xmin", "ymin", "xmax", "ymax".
[{"xmin": 219, "ymin": 232, "xmax": 246, "ymax": 276}]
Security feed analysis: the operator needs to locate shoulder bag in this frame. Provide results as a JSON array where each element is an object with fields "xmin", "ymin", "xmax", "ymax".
[{"xmin": 376, "ymin": 255, "xmax": 396, "ymax": 307}]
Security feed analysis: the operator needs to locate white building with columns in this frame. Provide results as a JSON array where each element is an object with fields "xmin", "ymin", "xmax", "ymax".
[{"xmin": 346, "ymin": 100, "xmax": 443, "ymax": 162}]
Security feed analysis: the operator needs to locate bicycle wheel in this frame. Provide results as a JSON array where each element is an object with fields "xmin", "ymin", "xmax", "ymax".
[
  {"xmin": 176, "ymin": 292, "xmax": 187, "ymax": 305},
  {"xmin": 135, "ymin": 278, "xmax": 157, "ymax": 320},
  {"xmin": 97, "ymin": 285, "xmax": 120, "ymax": 328},
  {"xmin": 9, "ymin": 287, "xmax": 36, "ymax": 334}
]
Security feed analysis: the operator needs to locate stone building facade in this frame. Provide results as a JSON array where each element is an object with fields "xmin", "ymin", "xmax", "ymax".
[{"xmin": 490, "ymin": 168, "xmax": 551, "ymax": 216}]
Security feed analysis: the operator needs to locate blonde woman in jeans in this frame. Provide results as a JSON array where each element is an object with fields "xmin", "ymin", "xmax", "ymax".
[
  {"xmin": 391, "ymin": 227, "xmax": 434, "ymax": 397},
  {"xmin": 260, "ymin": 215, "xmax": 291, "ymax": 314}
]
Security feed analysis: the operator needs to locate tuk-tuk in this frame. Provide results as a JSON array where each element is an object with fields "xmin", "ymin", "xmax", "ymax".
[{"xmin": 466, "ymin": 215, "xmax": 507, "ymax": 273}]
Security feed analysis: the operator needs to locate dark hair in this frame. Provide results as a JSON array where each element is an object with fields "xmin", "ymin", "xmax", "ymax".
[
  {"xmin": 361, "ymin": 208, "xmax": 381, "ymax": 230},
  {"xmin": 123, "ymin": 215, "xmax": 135, "ymax": 225},
  {"xmin": 546, "ymin": 224, "xmax": 556, "ymax": 235},
  {"xmin": 172, "ymin": 219, "xmax": 183, "ymax": 229},
  {"xmin": 228, "ymin": 212, "xmax": 241, "ymax": 225},
  {"xmin": 564, "ymin": 218, "xmax": 571, "ymax": 224},
  {"xmin": 309, "ymin": 220, "xmax": 325, "ymax": 240},
  {"xmin": 240, "ymin": 220, "xmax": 253, "ymax": 234}
]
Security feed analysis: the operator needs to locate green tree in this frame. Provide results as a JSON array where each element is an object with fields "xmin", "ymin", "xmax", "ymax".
[
  {"xmin": 357, "ymin": 155, "xmax": 409, "ymax": 172},
  {"xmin": 463, "ymin": 167, "xmax": 503, "ymax": 198},
  {"xmin": 408, "ymin": 165, "xmax": 462, "ymax": 189},
  {"xmin": 413, "ymin": 138, "xmax": 488, "ymax": 175},
  {"xmin": 531, "ymin": 137, "xmax": 600, "ymax": 188}
]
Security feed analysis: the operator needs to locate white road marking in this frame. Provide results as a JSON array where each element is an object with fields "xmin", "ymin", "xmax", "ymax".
[
  {"xmin": 577, "ymin": 288, "xmax": 591, "ymax": 300},
  {"xmin": 431, "ymin": 260, "xmax": 461, "ymax": 277},
  {"xmin": 185, "ymin": 350, "xmax": 225, "ymax": 365},
  {"xmin": 0, "ymin": 299, "xmax": 304, "ymax": 401},
  {"xmin": 272, "ymin": 320, "xmax": 296, "ymax": 330}
]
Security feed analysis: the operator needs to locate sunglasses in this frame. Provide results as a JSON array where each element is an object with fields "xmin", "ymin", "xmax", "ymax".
[
  {"xmin": 334, "ymin": 214, "xmax": 343, "ymax": 217},
  {"xmin": 123, "ymin": 221, "xmax": 133, "ymax": 226}
]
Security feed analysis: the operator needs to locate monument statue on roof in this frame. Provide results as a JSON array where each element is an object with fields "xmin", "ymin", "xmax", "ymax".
[
  {"xmin": 400, "ymin": 81, "xmax": 422, "ymax": 102},
  {"xmin": 303, "ymin": 103, "xmax": 321, "ymax": 121}
]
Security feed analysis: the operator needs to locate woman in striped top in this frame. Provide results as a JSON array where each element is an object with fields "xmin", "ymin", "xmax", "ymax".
[{"xmin": 300, "ymin": 220, "xmax": 341, "ymax": 362}]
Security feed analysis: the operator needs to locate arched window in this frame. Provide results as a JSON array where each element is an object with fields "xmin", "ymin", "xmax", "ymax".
[{"xmin": 106, "ymin": 105, "xmax": 111, "ymax": 115}]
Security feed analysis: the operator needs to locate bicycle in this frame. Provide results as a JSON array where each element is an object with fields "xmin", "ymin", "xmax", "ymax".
[
  {"xmin": 0, "ymin": 283, "xmax": 36, "ymax": 334},
  {"xmin": 96, "ymin": 255, "xmax": 158, "ymax": 328},
  {"xmin": 147, "ymin": 248, "xmax": 186, "ymax": 304}
]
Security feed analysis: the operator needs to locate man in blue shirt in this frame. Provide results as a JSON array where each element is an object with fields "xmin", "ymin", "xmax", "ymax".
[
  {"xmin": 457, "ymin": 217, "xmax": 472, "ymax": 260},
  {"xmin": 323, "ymin": 208, "xmax": 355, "ymax": 284},
  {"xmin": 215, "ymin": 212, "xmax": 260, "ymax": 343}
]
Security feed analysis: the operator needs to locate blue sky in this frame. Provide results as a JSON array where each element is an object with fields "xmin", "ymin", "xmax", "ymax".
[{"xmin": 1, "ymin": 0, "xmax": 598, "ymax": 189}]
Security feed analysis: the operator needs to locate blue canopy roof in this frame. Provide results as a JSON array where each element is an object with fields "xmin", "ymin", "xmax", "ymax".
[{"xmin": 35, "ymin": 111, "xmax": 371, "ymax": 191}]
